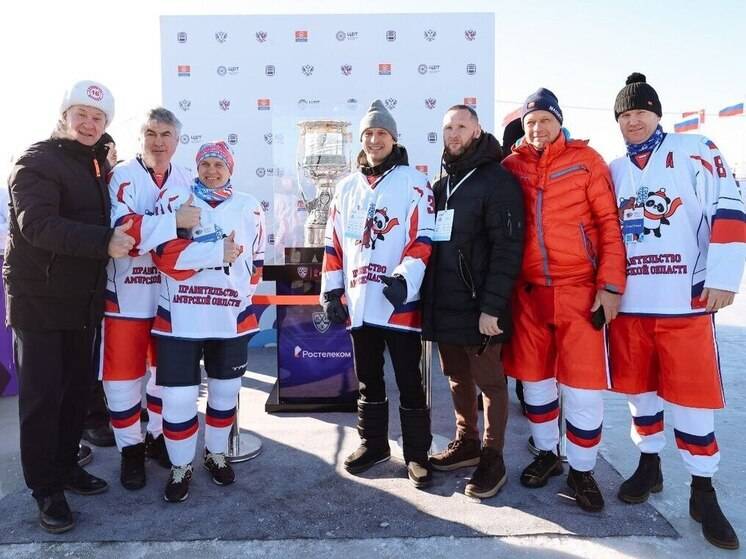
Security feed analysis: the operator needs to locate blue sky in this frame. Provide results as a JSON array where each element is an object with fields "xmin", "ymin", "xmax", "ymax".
[{"xmin": 2, "ymin": 0, "xmax": 745, "ymax": 174}]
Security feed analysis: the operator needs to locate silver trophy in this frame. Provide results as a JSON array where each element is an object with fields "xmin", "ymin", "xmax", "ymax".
[{"xmin": 296, "ymin": 120, "xmax": 352, "ymax": 247}]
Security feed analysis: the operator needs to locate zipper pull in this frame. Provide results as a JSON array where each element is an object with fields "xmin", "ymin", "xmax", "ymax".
[{"xmin": 93, "ymin": 158, "xmax": 101, "ymax": 178}]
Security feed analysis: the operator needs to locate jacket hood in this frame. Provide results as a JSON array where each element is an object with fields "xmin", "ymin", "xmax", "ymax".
[
  {"xmin": 357, "ymin": 144, "xmax": 409, "ymax": 176},
  {"xmin": 442, "ymin": 132, "xmax": 502, "ymax": 175}
]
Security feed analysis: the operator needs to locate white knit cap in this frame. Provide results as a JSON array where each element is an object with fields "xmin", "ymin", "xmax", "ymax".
[{"xmin": 60, "ymin": 80, "xmax": 115, "ymax": 124}]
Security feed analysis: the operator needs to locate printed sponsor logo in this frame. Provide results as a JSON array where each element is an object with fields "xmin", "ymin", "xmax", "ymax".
[
  {"xmin": 466, "ymin": 63, "xmax": 477, "ymax": 75},
  {"xmin": 256, "ymin": 167, "xmax": 284, "ymax": 177},
  {"xmin": 217, "ymin": 65, "xmax": 227, "ymax": 76},
  {"xmin": 336, "ymin": 30, "xmax": 358, "ymax": 41},
  {"xmin": 312, "ymin": 312, "xmax": 331, "ymax": 333},
  {"xmin": 177, "ymin": 64, "xmax": 191, "ymax": 77},
  {"xmin": 427, "ymin": 132, "xmax": 438, "ymax": 143},
  {"xmin": 227, "ymin": 133, "xmax": 239, "ymax": 145},
  {"xmin": 255, "ymin": 31, "xmax": 267, "ymax": 43},
  {"xmin": 179, "ymin": 134, "xmax": 189, "ymax": 145},
  {"xmin": 264, "ymin": 132, "xmax": 273, "ymax": 145},
  {"xmin": 219, "ymin": 99, "xmax": 231, "ymax": 111},
  {"xmin": 298, "ymin": 98, "xmax": 321, "ymax": 109},
  {"xmin": 190, "ymin": 134, "xmax": 202, "ymax": 144},
  {"xmin": 417, "ymin": 64, "xmax": 427, "ymax": 75},
  {"xmin": 424, "ymin": 29, "xmax": 437, "ymax": 41},
  {"xmin": 215, "ymin": 31, "xmax": 228, "ymax": 43},
  {"xmin": 268, "ymin": 233, "xmax": 275, "ymax": 245},
  {"xmin": 418, "ymin": 64, "xmax": 440, "ymax": 74},
  {"xmin": 385, "ymin": 30, "xmax": 396, "ymax": 41},
  {"xmin": 378, "ymin": 63, "xmax": 392, "ymax": 75},
  {"xmin": 297, "ymin": 266, "xmax": 308, "ymax": 279},
  {"xmin": 256, "ymin": 167, "xmax": 266, "ymax": 178},
  {"xmin": 257, "ymin": 98, "xmax": 271, "ymax": 111},
  {"xmin": 294, "ymin": 345, "xmax": 351, "ymax": 359},
  {"xmin": 336, "ymin": 31, "xmax": 346, "ymax": 41},
  {"xmin": 265, "ymin": 65, "xmax": 275, "ymax": 76},
  {"xmin": 177, "ymin": 32, "xmax": 187, "ymax": 43},
  {"xmin": 465, "ymin": 29, "xmax": 477, "ymax": 41},
  {"xmin": 261, "ymin": 200, "xmax": 270, "ymax": 212},
  {"xmin": 346, "ymin": 98, "xmax": 358, "ymax": 110},
  {"xmin": 464, "ymin": 96, "xmax": 477, "ymax": 108},
  {"xmin": 295, "ymin": 30, "xmax": 308, "ymax": 42}
]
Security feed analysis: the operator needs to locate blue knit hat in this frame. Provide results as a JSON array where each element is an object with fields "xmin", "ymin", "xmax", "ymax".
[{"xmin": 521, "ymin": 88, "xmax": 563, "ymax": 127}]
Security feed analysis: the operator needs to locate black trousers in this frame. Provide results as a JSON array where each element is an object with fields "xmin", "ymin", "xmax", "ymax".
[
  {"xmin": 84, "ymin": 325, "xmax": 110, "ymax": 429},
  {"xmin": 350, "ymin": 325, "xmax": 426, "ymax": 409},
  {"xmin": 14, "ymin": 327, "xmax": 97, "ymax": 498}
]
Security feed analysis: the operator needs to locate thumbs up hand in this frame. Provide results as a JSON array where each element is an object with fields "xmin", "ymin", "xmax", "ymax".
[{"xmin": 176, "ymin": 193, "xmax": 201, "ymax": 228}]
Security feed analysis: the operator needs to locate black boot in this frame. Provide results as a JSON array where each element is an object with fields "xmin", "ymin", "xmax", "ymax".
[
  {"xmin": 690, "ymin": 476, "xmax": 740, "ymax": 550},
  {"xmin": 618, "ymin": 452, "xmax": 663, "ymax": 504},
  {"xmin": 145, "ymin": 432, "xmax": 172, "ymax": 469},
  {"xmin": 120, "ymin": 442, "xmax": 146, "ymax": 490},
  {"xmin": 344, "ymin": 400, "xmax": 391, "ymax": 475},
  {"xmin": 36, "ymin": 492, "xmax": 74, "ymax": 534},
  {"xmin": 400, "ymin": 407, "xmax": 433, "ymax": 489},
  {"xmin": 567, "ymin": 467, "xmax": 604, "ymax": 512}
]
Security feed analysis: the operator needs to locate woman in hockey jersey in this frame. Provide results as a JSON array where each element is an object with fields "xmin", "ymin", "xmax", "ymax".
[{"xmin": 151, "ymin": 141, "xmax": 265, "ymax": 503}]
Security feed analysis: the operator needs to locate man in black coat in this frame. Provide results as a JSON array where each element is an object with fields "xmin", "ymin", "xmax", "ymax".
[
  {"xmin": 422, "ymin": 105, "xmax": 524, "ymax": 499},
  {"xmin": 4, "ymin": 80, "xmax": 135, "ymax": 533}
]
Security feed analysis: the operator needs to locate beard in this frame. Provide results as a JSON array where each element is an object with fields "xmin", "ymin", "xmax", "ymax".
[{"xmin": 445, "ymin": 136, "xmax": 475, "ymax": 158}]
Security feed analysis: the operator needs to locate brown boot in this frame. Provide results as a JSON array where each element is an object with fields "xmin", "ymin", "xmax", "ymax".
[
  {"xmin": 429, "ymin": 437, "xmax": 481, "ymax": 471},
  {"xmin": 465, "ymin": 447, "xmax": 507, "ymax": 499}
]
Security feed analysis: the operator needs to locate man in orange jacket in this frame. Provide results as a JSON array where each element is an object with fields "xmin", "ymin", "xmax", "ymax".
[{"xmin": 502, "ymin": 88, "xmax": 626, "ymax": 512}]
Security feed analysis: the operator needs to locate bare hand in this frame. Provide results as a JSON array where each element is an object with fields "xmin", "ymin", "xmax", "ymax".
[
  {"xmin": 591, "ymin": 289, "xmax": 621, "ymax": 324},
  {"xmin": 223, "ymin": 231, "xmax": 240, "ymax": 264},
  {"xmin": 700, "ymin": 287, "xmax": 735, "ymax": 312},
  {"xmin": 108, "ymin": 220, "xmax": 136, "ymax": 258},
  {"xmin": 478, "ymin": 312, "xmax": 503, "ymax": 336},
  {"xmin": 176, "ymin": 194, "xmax": 201, "ymax": 229}
]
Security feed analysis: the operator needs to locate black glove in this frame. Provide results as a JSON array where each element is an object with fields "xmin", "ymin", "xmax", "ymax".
[
  {"xmin": 322, "ymin": 288, "xmax": 349, "ymax": 324},
  {"xmin": 380, "ymin": 275, "xmax": 407, "ymax": 307}
]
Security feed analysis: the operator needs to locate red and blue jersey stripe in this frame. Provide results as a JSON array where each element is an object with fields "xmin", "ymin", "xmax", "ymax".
[
  {"xmin": 711, "ymin": 208, "xmax": 746, "ymax": 244},
  {"xmin": 674, "ymin": 429, "xmax": 719, "ymax": 456},
  {"xmin": 163, "ymin": 415, "xmax": 199, "ymax": 441},
  {"xmin": 566, "ymin": 420, "xmax": 603, "ymax": 448},
  {"xmin": 524, "ymin": 399, "xmax": 560, "ymax": 424},
  {"xmin": 633, "ymin": 411, "xmax": 664, "ymax": 436},
  {"xmin": 146, "ymin": 393, "xmax": 162, "ymax": 415},
  {"xmin": 109, "ymin": 402, "xmax": 141, "ymax": 429},
  {"xmin": 205, "ymin": 405, "xmax": 236, "ymax": 428}
]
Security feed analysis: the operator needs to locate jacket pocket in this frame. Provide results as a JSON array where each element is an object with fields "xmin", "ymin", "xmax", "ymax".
[
  {"xmin": 579, "ymin": 224, "xmax": 597, "ymax": 269},
  {"xmin": 45, "ymin": 253, "xmax": 57, "ymax": 283},
  {"xmin": 548, "ymin": 163, "xmax": 588, "ymax": 182},
  {"xmin": 457, "ymin": 249, "xmax": 477, "ymax": 300}
]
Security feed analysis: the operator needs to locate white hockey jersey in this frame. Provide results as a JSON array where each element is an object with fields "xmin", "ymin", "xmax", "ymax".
[
  {"xmin": 105, "ymin": 157, "xmax": 192, "ymax": 318},
  {"xmin": 320, "ymin": 165, "xmax": 435, "ymax": 331},
  {"xmin": 151, "ymin": 184, "xmax": 266, "ymax": 339},
  {"xmin": 610, "ymin": 133, "xmax": 746, "ymax": 316}
]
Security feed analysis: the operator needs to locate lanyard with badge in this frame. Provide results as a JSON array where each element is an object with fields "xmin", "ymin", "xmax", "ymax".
[
  {"xmin": 433, "ymin": 168, "xmax": 476, "ymax": 242},
  {"xmin": 344, "ymin": 167, "xmax": 396, "ymax": 240},
  {"xmin": 621, "ymin": 149, "xmax": 659, "ymax": 245}
]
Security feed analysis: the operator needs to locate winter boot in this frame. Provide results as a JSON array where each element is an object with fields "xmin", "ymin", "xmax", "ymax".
[
  {"xmin": 465, "ymin": 447, "xmax": 507, "ymax": 499},
  {"xmin": 400, "ymin": 406, "xmax": 433, "ymax": 489},
  {"xmin": 344, "ymin": 400, "xmax": 391, "ymax": 474},
  {"xmin": 618, "ymin": 452, "xmax": 663, "ymax": 504},
  {"xmin": 567, "ymin": 467, "xmax": 605, "ymax": 512},
  {"xmin": 145, "ymin": 432, "xmax": 172, "ymax": 469},
  {"xmin": 429, "ymin": 437, "xmax": 481, "ymax": 471},
  {"xmin": 690, "ymin": 476, "xmax": 740, "ymax": 550},
  {"xmin": 520, "ymin": 450, "xmax": 562, "ymax": 488},
  {"xmin": 120, "ymin": 442, "xmax": 146, "ymax": 490}
]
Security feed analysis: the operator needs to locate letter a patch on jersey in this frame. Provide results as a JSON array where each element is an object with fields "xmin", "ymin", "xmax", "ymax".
[{"xmin": 666, "ymin": 152, "xmax": 674, "ymax": 168}]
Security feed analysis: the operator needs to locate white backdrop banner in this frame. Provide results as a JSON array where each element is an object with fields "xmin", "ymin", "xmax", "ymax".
[{"xmin": 161, "ymin": 13, "xmax": 495, "ymax": 264}]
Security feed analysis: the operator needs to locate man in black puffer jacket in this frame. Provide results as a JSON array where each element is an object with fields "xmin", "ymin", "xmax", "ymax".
[
  {"xmin": 422, "ymin": 104, "xmax": 524, "ymax": 499},
  {"xmin": 5, "ymin": 80, "xmax": 135, "ymax": 534}
]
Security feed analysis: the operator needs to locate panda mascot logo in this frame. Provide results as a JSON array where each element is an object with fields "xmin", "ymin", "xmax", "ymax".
[
  {"xmin": 358, "ymin": 207, "xmax": 400, "ymax": 250},
  {"xmin": 643, "ymin": 189, "xmax": 683, "ymax": 237}
]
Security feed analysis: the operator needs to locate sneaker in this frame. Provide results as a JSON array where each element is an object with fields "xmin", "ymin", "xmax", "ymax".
[
  {"xmin": 520, "ymin": 450, "xmax": 562, "ymax": 488},
  {"xmin": 690, "ymin": 480, "xmax": 740, "ymax": 550},
  {"xmin": 618, "ymin": 452, "xmax": 663, "ymax": 504},
  {"xmin": 429, "ymin": 437, "xmax": 481, "ymax": 472},
  {"xmin": 164, "ymin": 464, "xmax": 192, "ymax": 503},
  {"xmin": 465, "ymin": 447, "xmax": 507, "ymax": 499},
  {"xmin": 145, "ymin": 432, "xmax": 172, "ymax": 469},
  {"xmin": 567, "ymin": 467, "xmax": 604, "ymax": 512},
  {"xmin": 204, "ymin": 451, "xmax": 235, "ymax": 486},
  {"xmin": 343, "ymin": 444, "xmax": 391, "ymax": 475},
  {"xmin": 120, "ymin": 443, "xmax": 146, "ymax": 490}
]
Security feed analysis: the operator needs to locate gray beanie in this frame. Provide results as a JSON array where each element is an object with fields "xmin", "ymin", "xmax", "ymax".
[{"xmin": 359, "ymin": 99, "xmax": 398, "ymax": 141}]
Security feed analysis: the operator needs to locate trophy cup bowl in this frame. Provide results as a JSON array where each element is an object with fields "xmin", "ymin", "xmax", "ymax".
[{"xmin": 297, "ymin": 120, "xmax": 352, "ymax": 247}]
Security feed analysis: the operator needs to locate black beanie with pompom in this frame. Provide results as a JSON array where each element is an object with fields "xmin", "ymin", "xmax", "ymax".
[{"xmin": 613, "ymin": 72, "xmax": 662, "ymax": 120}]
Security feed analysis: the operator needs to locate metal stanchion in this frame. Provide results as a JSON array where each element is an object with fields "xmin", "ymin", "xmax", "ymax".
[{"xmin": 226, "ymin": 387, "xmax": 262, "ymax": 463}]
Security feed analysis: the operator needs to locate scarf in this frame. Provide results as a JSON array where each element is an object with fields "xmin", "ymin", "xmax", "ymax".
[
  {"xmin": 192, "ymin": 177, "xmax": 233, "ymax": 204},
  {"xmin": 626, "ymin": 125, "xmax": 664, "ymax": 157}
]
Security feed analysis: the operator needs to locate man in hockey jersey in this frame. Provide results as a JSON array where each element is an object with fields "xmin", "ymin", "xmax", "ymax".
[
  {"xmin": 151, "ymin": 141, "xmax": 265, "ymax": 503},
  {"xmin": 501, "ymin": 88, "xmax": 626, "ymax": 512},
  {"xmin": 320, "ymin": 99, "xmax": 435, "ymax": 488},
  {"xmin": 103, "ymin": 107, "xmax": 200, "ymax": 489},
  {"xmin": 609, "ymin": 73, "xmax": 745, "ymax": 550}
]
